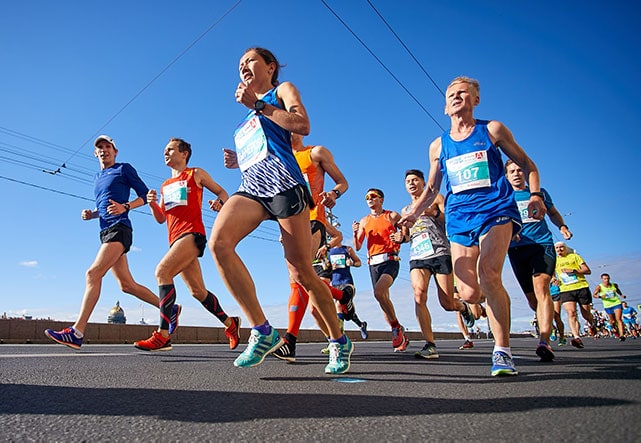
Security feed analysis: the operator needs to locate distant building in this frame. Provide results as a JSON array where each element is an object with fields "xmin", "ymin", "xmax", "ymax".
[{"xmin": 107, "ymin": 301, "xmax": 126, "ymax": 324}]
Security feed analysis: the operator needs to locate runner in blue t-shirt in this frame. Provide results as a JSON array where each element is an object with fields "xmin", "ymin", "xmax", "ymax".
[
  {"xmin": 45, "ymin": 135, "xmax": 163, "ymax": 350},
  {"xmin": 505, "ymin": 160, "xmax": 573, "ymax": 361}
]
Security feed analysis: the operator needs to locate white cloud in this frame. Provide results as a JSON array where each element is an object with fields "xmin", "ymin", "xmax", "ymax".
[{"xmin": 19, "ymin": 260, "xmax": 38, "ymax": 268}]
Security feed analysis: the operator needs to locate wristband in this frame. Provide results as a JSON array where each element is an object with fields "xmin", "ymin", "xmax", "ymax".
[
  {"xmin": 530, "ymin": 191, "xmax": 544, "ymax": 199},
  {"xmin": 123, "ymin": 202, "xmax": 131, "ymax": 212},
  {"xmin": 332, "ymin": 189, "xmax": 341, "ymax": 199}
]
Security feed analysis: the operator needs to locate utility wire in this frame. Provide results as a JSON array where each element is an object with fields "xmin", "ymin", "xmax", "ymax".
[
  {"xmin": 319, "ymin": 0, "xmax": 445, "ymax": 131},
  {"xmin": 366, "ymin": 0, "xmax": 445, "ymax": 97},
  {"xmin": 59, "ymin": 0, "xmax": 244, "ymax": 167}
]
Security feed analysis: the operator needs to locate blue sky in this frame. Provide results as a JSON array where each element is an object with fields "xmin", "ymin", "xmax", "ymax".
[{"xmin": 2, "ymin": 1, "xmax": 640, "ymax": 336}]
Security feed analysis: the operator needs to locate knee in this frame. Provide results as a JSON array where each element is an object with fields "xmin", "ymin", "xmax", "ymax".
[
  {"xmin": 209, "ymin": 235, "xmax": 233, "ymax": 263},
  {"xmin": 154, "ymin": 264, "xmax": 171, "ymax": 284},
  {"xmin": 458, "ymin": 287, "xmax": 483, "ymax": 305},
  {"xmin": 118, "ymin": 281, "xmax": 137, "ymax": 295},
  {"xmin": 85, "ymin": 266, "xmax": 106, "ymax": 284},
  {"xmin": 413, "ymin": 290, "xmax": 427, "ymax": 306}
]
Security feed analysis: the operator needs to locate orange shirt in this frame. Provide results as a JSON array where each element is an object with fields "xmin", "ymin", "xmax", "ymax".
[
  {"xmin": 294, "ymin": 146, "xmax": 326, "ymax": 225},
  {"xmin": 362, "ymin": 210, "xmax": 399, "ymax": 257},
  {"xmin": 161, "ymin": 168, "xmax": 205, "ymax": 245}
]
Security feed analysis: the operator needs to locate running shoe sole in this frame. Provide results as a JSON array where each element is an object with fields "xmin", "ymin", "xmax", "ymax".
[{"xmin": 536, "ymin": 345, "xmax": 555, "ymax": 362}]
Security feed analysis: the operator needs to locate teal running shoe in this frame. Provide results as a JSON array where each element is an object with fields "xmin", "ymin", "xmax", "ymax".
[
  {"xmin": 234, "ymin": 328, "xmax": 282, "ymax": 368},
  {"xmin": 325, "ymin": 336, "xmax": 354, "ymax": 374}
]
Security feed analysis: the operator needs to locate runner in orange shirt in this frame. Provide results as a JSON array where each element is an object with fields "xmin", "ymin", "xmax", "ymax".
[{"xmin": 353, "ymin": 188, "xmax": 408, "ymax": 351}]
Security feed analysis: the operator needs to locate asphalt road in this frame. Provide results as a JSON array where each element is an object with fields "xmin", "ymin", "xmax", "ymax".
[{"xmin": 1, "ymin": 337, "xmax": 640, "ymax": 442}]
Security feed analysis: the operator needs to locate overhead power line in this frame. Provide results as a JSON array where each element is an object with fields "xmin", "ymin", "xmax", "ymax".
[
  {"xmin": 366, "ymin": 0, "xmax": 445, "ymax": 97},
  {"xmin": 60, "ymin": 0, "xmax": 245, "ymax": 167},
  {"xmin": 319, "ymin": 0, "xmax": 445, "ymax": 131}
]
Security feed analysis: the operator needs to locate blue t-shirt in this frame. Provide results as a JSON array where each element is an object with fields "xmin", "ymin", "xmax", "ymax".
[
  {"xmin": 510, "ymin": 187, "xmax": 555, "ymax": 248},
  {"xmin": 440, "ymin": 120, "xmax": 519, "ymax": 236},
  {"xmin": 93, "ymin": 162, "xmax": 149, "ymax": 231}
]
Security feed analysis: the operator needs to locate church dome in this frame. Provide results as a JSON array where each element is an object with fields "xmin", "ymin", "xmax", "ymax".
[{"xmin": 108, "ymin": 301, "xmax": 127, "ymax": 324}]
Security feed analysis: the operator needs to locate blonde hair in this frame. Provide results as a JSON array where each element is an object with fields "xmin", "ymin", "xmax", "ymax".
[{"xmin": 447, "ymin": 76, "xmax": 480, "ymax": 98}]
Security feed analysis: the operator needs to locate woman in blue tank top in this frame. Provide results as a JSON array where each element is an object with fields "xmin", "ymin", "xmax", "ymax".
[{"xmin": 209, "ymin": 48, "xmax": 352, "ymax": 375}]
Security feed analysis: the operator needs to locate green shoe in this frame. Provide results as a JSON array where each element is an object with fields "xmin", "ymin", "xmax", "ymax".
[
  {"xmin": 324, "ymin": 336, "xmax": 353, "ymax": 374},
  {"xmin": 234, "ymin": 328, "xmax": 282, "ymax": 368},
  {"xmin": 415, "ymin": 343, "xmax": 439, "ymax": 359}
]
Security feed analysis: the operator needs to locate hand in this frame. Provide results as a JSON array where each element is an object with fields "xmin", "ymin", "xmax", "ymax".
[
  {"xmin": 352, "ymin": 221, "xmax": 360, "ymax": 234},
  {"xmin": 208, "ymin": 198, "xmax": 224, "ymax": 212},
  {"xmin": 527, "ymin": 197, "xmax": 547, "ymax": 220},
  {"xmin": 147, "ymin": 189, "xmax": 157, "ymax": 204},
  {"xmin": 235, "ymin": 82, "xmax": 258, "ymax": 109},
  {"xmin": 390, "ymin": 231, "xmax": 404, "ymax": 244},
  {"xmin": 81, "ymin": 209, "xmax": 93, "ymax": 220},
  {"xmin": 319, "ymin": 191, "xmax": 337, "ymax": 209},
  {"xmin": 398, "ymin": 213, "xmax": 417, "ymax": 228},
  {"xmin": 107, "ymin": 199, "xmax": 127, "ymax": 215},
  {"xmin": 560, "ymin": 225, "xmax": 573, "ymax": 240},
  {"xmin": 223, "ymin": 148, "xmax": 239, "ymax": 169}
]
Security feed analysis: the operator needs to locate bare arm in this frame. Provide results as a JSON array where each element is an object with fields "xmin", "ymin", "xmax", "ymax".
[
  {"xmin": 237, "ymin": 81, "xmax": 309, "ymax": 135},
  {"xmin": 488, "ymin": 120, "xmax": 546, "ymax": 220},
  {"xmin": 352, "ymin": 217, "xmax": 366, "ymax": 251},
  {"xmin": 398, "ymin": 137, "xmax": 442, "ymax": 227},
  {"xmin": 146, "ymin": 189, "xmax": 166, "ymax": 224},
  {"xmin": 193, "ymin": 168, "xmax": 229, "ymax": 212},
  {"xmin": 347, "ymin": 246, "xmax": 362, "ymax": 267},
  {"xmin": 312, "ymin": 145, "xmax": 348, "ymax": 209},
  {"xmin": 546, "ymin": 205, "xmax": 573, "ymax": 240}
]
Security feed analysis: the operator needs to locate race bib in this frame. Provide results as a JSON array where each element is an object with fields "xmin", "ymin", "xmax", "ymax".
[
  {"xmin": 330, "ymin": 253, "xmax": 347, "ymax": 269},
  {"xmin": 517, "ymin": 200, "xmax": 540, "ymax": 224},
  {"xmin": 446, "ymin": 150, "xmax": 491, "ymax": 193},
  {"xmin": 234, "ymin": 115, "xmax": 268, "ymax": 171},
  {"xmin": 409, "ymin": 232, "xmax": 435, "ymax": 260},
  {"xmin": 163, "ymin": 180, "xmax": 188, "ymax": 211},
  {"xmin": 369, "ymin": 253, "xmax": 390, "ymax": 265},
  {"xmin": 559, "ymin": 272, "xmax": 579, "ymax": 285}
]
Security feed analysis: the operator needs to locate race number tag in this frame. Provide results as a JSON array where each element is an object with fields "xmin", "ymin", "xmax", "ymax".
[
  {"xmin": 410, "ymin": 233, "xmax": 435, "ymax": 260},
  {"xmin": 446, "ymin": 150, "xmax": 490, "ymax": 193},
  {"xmin": 517, "ymin": 200, "xmax": 540, "ymax": 224},
  {"xmin": 330, "ymin": 253, "xmax": 347, "ymax": 269},
  {"xmin": 234, "ymin": 115, "xmax": 268, "ymax": 171},
  {"xmin": 369, "ymin": 253, "xmax": 389, "ymax": 265},
  {"xmin": 163, "ymin": 180, "xmax": 188, "ymax": 211},
  {"xmin": 560, "ymin": 272, "xmax": 579, "ymax": 285}
]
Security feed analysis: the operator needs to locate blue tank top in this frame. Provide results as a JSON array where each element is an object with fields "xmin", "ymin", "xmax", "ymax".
[
  {"xmin": 510, "ymin": 188, "xmax": 554, "ymax": 248},
  {"xmin": 439, "ymin": 120, "xmax": 519, "ymax": 236},
  {"xmin": 328, "ymin": 245, "xmax": 354, "ymax": 287},
  {"xmin": 235, "ymin": 86, "xmax": 305, "ymax": 197}
]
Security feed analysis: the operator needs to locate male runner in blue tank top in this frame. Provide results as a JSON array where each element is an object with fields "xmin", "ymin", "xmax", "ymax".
[{"xmin": 399, "ymin": 76, "xmax": 547, "ymax": 376}]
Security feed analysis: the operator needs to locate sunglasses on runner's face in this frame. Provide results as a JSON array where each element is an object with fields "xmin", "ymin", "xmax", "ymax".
[{"xmin": 365, "ymin": 193, "xmax": 381, "ymax": 200}]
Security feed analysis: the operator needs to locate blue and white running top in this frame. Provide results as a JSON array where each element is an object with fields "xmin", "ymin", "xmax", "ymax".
[
  {"xmin": 234, "ymin": 86, "xmax": 305, "ymax": 197},
  {"xmin": 439, "ymin": 119, "xmax": 519, "ymax": 237}
]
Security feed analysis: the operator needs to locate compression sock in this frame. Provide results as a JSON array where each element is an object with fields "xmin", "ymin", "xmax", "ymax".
[
  {"xmin": 158, "ymin": 284, "xmax": 176, "ymax": 330},
  {"xmin": 322, "ymin": 280, "xmax": 344, "ymax": 302},
  {"xmin": 287, "ymin": 282, "xmax": 309, "ymax": 336},
  {"xmin": 201, "ymin": 291, "xmax": 228, "ymax": 324}
]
